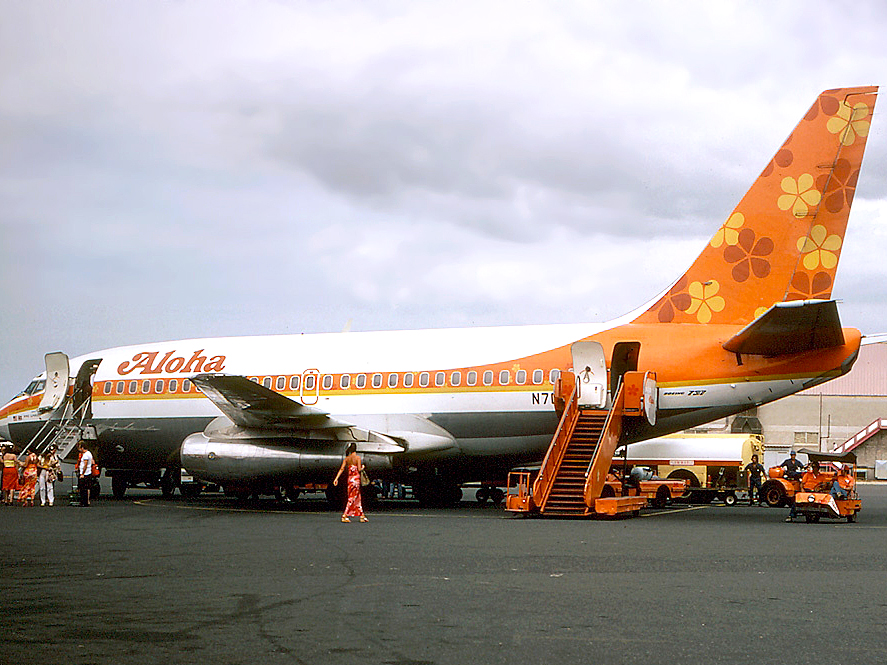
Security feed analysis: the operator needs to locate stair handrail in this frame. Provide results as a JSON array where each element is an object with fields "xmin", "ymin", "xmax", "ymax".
[
  {"xmin": 583, "ymin": 382, "xmax": 625, "ymax": 505},
  {"xmin": 532, "ymin": 382, "xmax": 581, "ymax": 506},
  {"xmin": 17, "ymin": 396, "xmax": 91, "ymax": 460}
]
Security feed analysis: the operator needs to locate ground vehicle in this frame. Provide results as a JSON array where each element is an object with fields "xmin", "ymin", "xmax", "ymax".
[
  {"xmin": 791, "ymin": 449, "xmax": 861, "ymax": 523},
  {"xmin": 760, "ymin": 465, "xmax": 803, "ymax": 507},
  {"xmin": 612, "ymin": 433, "xmax": 765, "ymax": 505}
]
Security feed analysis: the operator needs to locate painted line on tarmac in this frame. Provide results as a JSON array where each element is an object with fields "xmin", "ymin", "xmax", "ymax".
[{"xmin": 640, "ymin": 505, "xmax": 709, "ymax": 517}]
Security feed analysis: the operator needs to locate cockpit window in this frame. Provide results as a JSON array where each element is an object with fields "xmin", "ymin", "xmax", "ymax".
[{"xmin": 22, "ymin": 379, "xmax": 46, "ymax": 396}]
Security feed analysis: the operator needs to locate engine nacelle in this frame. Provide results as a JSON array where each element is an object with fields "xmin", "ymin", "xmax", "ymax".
[{"xmin": 181, "ymin": 432, "xmax": 391, "ymax": 484}]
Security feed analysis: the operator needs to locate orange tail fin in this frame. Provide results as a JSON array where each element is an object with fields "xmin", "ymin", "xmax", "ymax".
[{"xmin": 635, "ymin": 86, "xmax": 878, "ymax": 326}]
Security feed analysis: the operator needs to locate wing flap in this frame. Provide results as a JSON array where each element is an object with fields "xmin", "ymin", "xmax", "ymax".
[{"xmin": 722, "ymin": 300, "xmax": 844, "ymax": 357}]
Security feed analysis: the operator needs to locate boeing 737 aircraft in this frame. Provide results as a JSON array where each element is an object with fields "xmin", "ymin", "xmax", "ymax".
[{"xmin": 0, "ymin": 86, "xmax": 879, "ymax": 506}]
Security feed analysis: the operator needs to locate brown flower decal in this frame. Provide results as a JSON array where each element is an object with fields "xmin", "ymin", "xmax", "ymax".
[
  {"xmin": 787, "ymin": 271, "xmax": 832, "ymax": 301},
  {"xmin": 655, "ymin": 275, "xmax": 692, "ymax": 323},
  {"xmin": 815, "ymin": 158, "xmax": 859, "ymax": 214},
  {"xmin": 761, "ymin": 147, "xmax": 795, "ymax": 177},
  {"xmin": 723, "ymin": 228, "xmax": 774, "ymax": 282},
  {"xmin": 804, "ymin": 94, "xmax": 840, "ymax": 121}
]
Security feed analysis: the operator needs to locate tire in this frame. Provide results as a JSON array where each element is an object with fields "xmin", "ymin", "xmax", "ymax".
[
  {"xmin": 475, "ymin": 488, "xmax": 489, "ymax": 504},
  {"xmin": 652, "ymin": 485, "xmax": 669, "ymax": 509},
  {"xmin": 847, "ymin": 512, "xmax": 857, "ymax": 523},
  {"xmin": 761, "ymin": 481, "xmax": 786, "ymax": 508},
  {"xmin": 180, "ymin": 483, "xmax": 202, "ymax": 499},
  {"xmin": 724, "ymin": 492, "xmax": 737, "ymax": 506},
  {"xmin": 666, "ymin": 469, "xmax": 701, "ymax": 488},
  {"xmin": 600, "ymin": 484, "xmax": 616, "ymax": 499},
  {"xmin": 111, "ymin": 474, "xmax": 128, "ymax": 499},
  {"xmin": 490, "ymin": 488, "xmax": 505, "ymax": 506}
]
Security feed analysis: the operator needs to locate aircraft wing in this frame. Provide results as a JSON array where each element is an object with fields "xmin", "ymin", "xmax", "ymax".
[
  {"xmin": 722, "ymin": 300, "xmax": 844, "ymax": 357},
  {"xmin": 191, "ymin": 373, "xmax": 408, "ymax": 452}
]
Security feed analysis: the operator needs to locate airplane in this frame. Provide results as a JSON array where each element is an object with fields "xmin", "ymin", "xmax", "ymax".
[{"xmin": 0, "ymin": 85, "xmax": 879, "ymax": 507}]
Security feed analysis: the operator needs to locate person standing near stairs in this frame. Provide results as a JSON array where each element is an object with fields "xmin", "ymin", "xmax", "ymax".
[
  {"xmin": 37, "ymin": 444, "xmax": 60, "ymax": 506},
  {"xmin": 77, "ymin": 442, "xmax": 95, "ymax": 507},
  {"xmin": 2, "ymin": 444, "xmax": 20, "ymax": 505}
]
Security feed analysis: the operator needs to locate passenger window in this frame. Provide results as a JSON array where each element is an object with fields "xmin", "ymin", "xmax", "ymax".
[
  {"xmin": 155, "ymin": 380, "xmax": 164, "ymax": 394},
  {"xmin": 467, "ymin": 371, "xmax": 477, "ymax": 386},
  {"xmin": 340, "ymin": 374, "xmax": 351, "ymax": 389},
  {"xmin": 322, "ymin": 375, "xmax": 333, "ymax": 390},
  {"xmin": 516, "ymin": 370, "xmax": 527, "ymax": 385},
  {"xmin": 305, "ymin": 375, "xmax": 316, "ymax": 390},
  {"xmin": 419, "ymin": 372, "xmax": 429, "ymax": 387},
  {"xmin": 169, "ymin": 379, "xmax": 178, "ymax": 393},
  {"xmin": 372, "ymin": 373, "xmax": 383, "ymax": 389},
  {"xmin": 483, "ymin": 370, "xmax": 493, "ymax": 386},
  {"xmin": 403, "ymin": 373, "xmax": 414, "ymax": 388},
  {"xmin": 549, "ymin": 369, "xmax": 561, "ymax": 384},
  {"xmin": 451, "ymin": 371, "xmax": 461, "ymax": 387},
  {"xmin": 290, "ymin": 375, "xmax": 300, "ymax": 391},
  {"xmin": 141, "ymin": 380, "xmax": 151, "ymax": 394},
  {"xmin": 276, "ymin": 376, "xmax": 286, "ymax": 391},
  {"xmin": 128, "ymin": 381, "xmax": 137, "ymax": 394},
  {"xmin": 262, "ymin": 377, "xmax": 272, "ymax": 389},
  {"xmin": 116, "ymin": 381, "xmax": 124, "ymax": 394},
  {"xmin": 388, "ymin": 373, "xmax": 398, "ymax": 388},
  {"xmin": 532, "ymin": 369, "xmax": 544, "ymax": 385},
  {"xmin": 435, "ymin": 372, "xmax": 445, "ymax": 387},
  {"xmin": 356, "ymin": 374, "xmax": 367, "ymax": 389},
  {"xmin": 182, "ymin": 379, "xmax": 192, "ymax": 393},
  {"xmin": 499, "ymin": 370, "xmax": 510, "ymax": 385}
]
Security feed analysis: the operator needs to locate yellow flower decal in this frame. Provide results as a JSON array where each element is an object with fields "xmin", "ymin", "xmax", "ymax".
[
  {"xmin": 797, "ymin": 225, "xmax": 842, "ymax": 270},
  {"xmin": 778, "ymin": 174, "xmax": 821, "ymax": 218},
  {"xmin": 687, "ymin": 280, "xmax": 725, "ymax": 324},
  {"xmin": 754, "ymin": 306, "xmax": 769, "ymax": 319},
  {"xmin": 826, "ymin": 101, "xmax": 871, "ymax": 146},
  {"xmin": 710, "ymin": 213, "xmax": 744, "ymax": 248}
]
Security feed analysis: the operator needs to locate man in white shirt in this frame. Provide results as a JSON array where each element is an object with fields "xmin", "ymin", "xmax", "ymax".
[{"xmin": 77, "ymin": 442, "xmax": 95, "ymax": 507}]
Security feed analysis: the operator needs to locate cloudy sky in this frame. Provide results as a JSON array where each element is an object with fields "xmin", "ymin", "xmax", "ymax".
[{"xmin": 2, "ymin": 0, "xmax": 887, "ymax": 399}]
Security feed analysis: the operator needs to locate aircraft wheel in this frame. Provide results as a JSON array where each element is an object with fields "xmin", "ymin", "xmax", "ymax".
[
  {"xmin": 180, "ymin": 483, "xmax": 202, "ymax": 499},
  {"xmin": 414, "ymin": 478, "xmax": 462, "ymax": 508},
  {"xmin": 761, "ymin": 481, "xmax": 785, "ymax": 508},
  {"xmin": 111, "ymin": 474, "xmax": 128, "ymax": 499}
]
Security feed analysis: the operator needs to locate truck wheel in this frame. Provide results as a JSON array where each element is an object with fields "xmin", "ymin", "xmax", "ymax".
[
  {"xmin": 652, "ymin": 485, "xmax": 669, "ymax": 508},
  {"xmin": 761, "ymin": 481, "xmax": 785, "ymax": 508},
  {"xmin": 490, "ymin": 488, "xmax": 505, "ymax": 505},
  {"xmin": 111, "ymin": 474, "xmax": 128, "ymax": 499},
  {"xmin": 475, "ymin": 488, "xmax": 489, "ymax": 503},
  {"xmin": 724, "ymin": 492, "xmax": 737, "ymax": 506}
]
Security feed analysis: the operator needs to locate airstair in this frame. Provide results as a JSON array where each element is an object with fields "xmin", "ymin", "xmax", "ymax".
[{"xmin": 506, "ymin": 341, "xmax": 657, "ymax": 518}]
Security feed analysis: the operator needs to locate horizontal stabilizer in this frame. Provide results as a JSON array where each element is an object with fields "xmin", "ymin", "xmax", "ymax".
[{"xmin": 722, "ymin": 300, "xmax": 844, "ymax": 357}]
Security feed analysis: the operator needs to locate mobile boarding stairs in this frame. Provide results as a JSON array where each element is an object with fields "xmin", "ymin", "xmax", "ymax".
[{"xmin": 506, "ymin": 341, "xmax": 658, "ymax": 518}]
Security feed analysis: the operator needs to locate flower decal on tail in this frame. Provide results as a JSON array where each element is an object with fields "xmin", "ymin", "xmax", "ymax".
[
  {"xmin": 710, "ymin": 213, "xmax": 744, "ymax": 248},
  {"xmin": 687, "ymin": 280, "xmax": 725, "ymax": 324},
  {"xmin": 816, "ymin": 159, "xmax": 860, "ymax": 214},
  {"xmin": 797, "ymin": 225, "xmax": 842, "ymax": 270},
  {"xmin": 778, "ymin": 174, "xmax": 821, "ymax": 218},
  {"xmin": 723, "ymin": 228, "xmax": 774, "ymax": 282},
  {"xmin": 654, "ymin": 276, "xmax": 692, "ymax": 323},
  {"xmin": 788, "ymin": 271, "xmax": 833, "ymax": 301},
  {"xmin": 827, "ymin": 101, "xmax": 871, "ymax": 146}
]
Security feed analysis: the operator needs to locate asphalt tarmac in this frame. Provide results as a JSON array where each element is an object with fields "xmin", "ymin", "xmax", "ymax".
[{"xmin": 2, "ymin": 481, "xmax": 887, "ymax": 665}]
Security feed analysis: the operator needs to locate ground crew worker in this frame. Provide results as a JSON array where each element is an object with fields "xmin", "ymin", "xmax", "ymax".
[
  {"xmin": 744, "ymin": 454, "xmax": 765, "ymax": 505},
  {"xmin": 780, "ymin": 450, "xmax": 804, "ymax": 480},
  {"xmin": 77, "ymin": 442, "xmax": 95, "ymax": 507}
]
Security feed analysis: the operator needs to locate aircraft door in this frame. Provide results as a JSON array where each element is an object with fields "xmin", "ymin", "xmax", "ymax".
[
  {"xmin": 300, "ymin": 369, "xmax": 320, "ymax": 406},
  {"xmin": 570, "ymin": 341, "xmax": 607, "ymax": 408},
  {"xmin": 38, "ymin": 352, "xmax": 69, "ymax": 413}
]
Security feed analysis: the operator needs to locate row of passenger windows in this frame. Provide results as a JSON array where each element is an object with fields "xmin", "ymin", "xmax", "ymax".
[
  {"xmin": 101, "ymin": 369, "xmax": 561, "ymax": 397},
  {"xmin": 103, "ymin": 379, "xmax": 196, "ymax": 396},
  {"xmin": 257, "ymin": 368, "xmax": 560, "ymax": 391}
]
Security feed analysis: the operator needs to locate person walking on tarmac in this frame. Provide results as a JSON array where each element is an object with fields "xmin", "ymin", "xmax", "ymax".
[
  {"xmin": 744, "ymin": 454, "xmax": 766, "ymax": 505},
  {"xmin": 2, "ymin": 443, "xmax": 20, "ymax": 505},
  {"xmin": 77, "ymin": 442, "xmax": 96, "ymax": 507}
]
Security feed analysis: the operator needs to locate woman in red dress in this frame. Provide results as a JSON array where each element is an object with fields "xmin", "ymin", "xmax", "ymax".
[
  {"xmin": 19, "ymin": 452, "xmax": 39, "ymax": 507},
  {"xmin": 2, "ymin": 446, "xmax": 20, "ymax": 505},
  {"xmin": 333, "ymin": 443, "xmax": 368, "ymax": 523}
]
